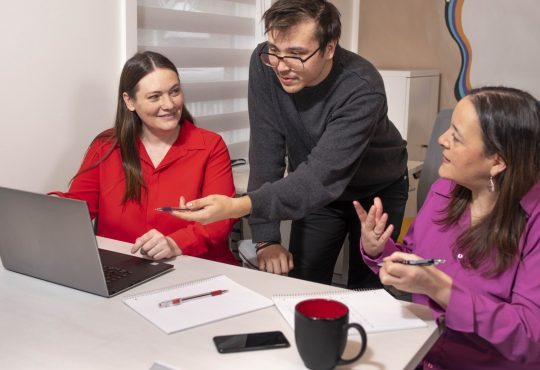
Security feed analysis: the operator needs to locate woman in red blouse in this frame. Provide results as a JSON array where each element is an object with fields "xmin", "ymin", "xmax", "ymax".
[{"xmin": 51, "ymin": 51, "xmax": 237, "ymax": 265}]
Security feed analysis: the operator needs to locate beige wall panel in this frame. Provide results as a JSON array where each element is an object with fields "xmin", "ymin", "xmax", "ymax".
[{"xmin": 358, "ymin": 0, "xmax": 460, "ymax": 110}]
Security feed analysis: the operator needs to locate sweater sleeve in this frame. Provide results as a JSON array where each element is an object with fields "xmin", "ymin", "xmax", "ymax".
[
  {"xmin": 247, "ymin": 46, "xmax": 286, "ymax": 242},
  {"xmin": 248, "ymin": 74, "xmax": 388, "ymax": 222},
  {"xmin": 167, "ymin": 136, "xmax": 236, "ymax": 256}
]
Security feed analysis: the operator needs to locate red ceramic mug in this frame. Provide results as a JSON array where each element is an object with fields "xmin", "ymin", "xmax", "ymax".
[{"xmin": 295, "ymin": 299, "xmax": 367, "ymax": 370}]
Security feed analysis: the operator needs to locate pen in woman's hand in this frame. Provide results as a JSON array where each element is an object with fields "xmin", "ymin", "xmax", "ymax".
[
  {"xmin": 155, "ymin": 207, "xmax": 192, "ymax": 212},
  {"xmin": 377, "ymin": 258, "xmax": 446, "ymax": 267}
]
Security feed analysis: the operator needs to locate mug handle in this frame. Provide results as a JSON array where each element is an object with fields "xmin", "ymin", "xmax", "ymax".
[{"xmin": 337, "ymin": 323, "xmax": 367, "ymax": 366}]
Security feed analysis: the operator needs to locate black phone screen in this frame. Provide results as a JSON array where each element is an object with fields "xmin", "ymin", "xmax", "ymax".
[{"xmin": 213, "ymin": 331, "xmax": 290, "ymax": 353}]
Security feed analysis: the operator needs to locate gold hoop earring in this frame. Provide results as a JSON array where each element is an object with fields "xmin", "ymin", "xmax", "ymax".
[{"xmin": 488, "ymin": 176, "xmax": 495, "ymax": 192}]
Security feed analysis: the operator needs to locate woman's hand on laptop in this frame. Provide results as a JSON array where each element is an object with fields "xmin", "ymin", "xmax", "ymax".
[{"xmin": 131, "ymin": 229, "xmax": 182, "ymax": 260}]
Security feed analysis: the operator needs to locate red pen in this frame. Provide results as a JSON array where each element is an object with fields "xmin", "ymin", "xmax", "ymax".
[{"xmin": 158, "ymin": 289, "xmax": 228, "ymax": 308}]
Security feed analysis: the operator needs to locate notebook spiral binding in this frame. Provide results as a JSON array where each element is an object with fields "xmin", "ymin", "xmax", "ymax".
[
  {"xmin": 272, "ymin": 287, "xmax": 382, "ymax": 299},
  {"xmin": 124, "ymin": 274, "xmax": 223, "ymax": 300}
]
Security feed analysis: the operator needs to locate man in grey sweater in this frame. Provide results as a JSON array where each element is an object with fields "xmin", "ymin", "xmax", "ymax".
[{"xmin": 173, "ymin": 0, "xmax": 408, "ymax": 288}]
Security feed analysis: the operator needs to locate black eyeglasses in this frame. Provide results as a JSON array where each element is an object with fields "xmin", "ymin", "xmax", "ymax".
[{"xmin": 259, "ymin": 46, "xmax": 322, "ymax": 71}]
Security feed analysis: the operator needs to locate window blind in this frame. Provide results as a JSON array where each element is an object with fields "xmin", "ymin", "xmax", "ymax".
[{"xmin": 137, "ymin": 0, "xmax": 268, "ymax": 160}]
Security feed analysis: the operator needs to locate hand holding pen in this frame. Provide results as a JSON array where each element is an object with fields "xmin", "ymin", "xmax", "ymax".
[
  {"xmin": 378, "ymin": 251, "xmax": 453, "ymax": 309},
  {"xmin": 377, "ymin": 258, "xmax": 446, "ymax": 267},
  {"xmin": 155, "ymin": 196, "xmax": 198, "ymax": 213},
  {"xmin": 155, "ymin": 207, "xmax": 192, "ymax": 212}
]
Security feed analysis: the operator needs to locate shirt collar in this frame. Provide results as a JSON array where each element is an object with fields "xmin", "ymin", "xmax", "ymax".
[
  {"xmin": 520, "ymin": 180, "xmax": 540, "ymax": 217},
  {"xmin": 137, "ymin": 120, "xmax": 206, "ymax": 170},
  {"xmin": 176, "ymin": 120, "xmax": 205, "ymax": 149},
  {"xmin": 432, "ymin": 178, "xmax": 454, "ymax": 199}
]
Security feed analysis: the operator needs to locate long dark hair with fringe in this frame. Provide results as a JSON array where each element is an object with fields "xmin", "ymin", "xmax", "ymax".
[
  {"xmin": 438, "ymin": 86, "xmax": 540, "ymax": 276},
  {"xmin": 74, "ymin": 51, "xmax": 194, "ymax": 203}
]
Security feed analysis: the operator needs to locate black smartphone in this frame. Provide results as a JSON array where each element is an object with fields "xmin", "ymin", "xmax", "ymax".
[{"xmin": 213, "ymin": 331, "xmax": 290, "ymax": 353}]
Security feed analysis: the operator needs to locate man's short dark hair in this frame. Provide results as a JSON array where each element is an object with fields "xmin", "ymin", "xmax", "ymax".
[{"xmin": 262, "ymin": 0, "xmax": 341, "ymax": 49}]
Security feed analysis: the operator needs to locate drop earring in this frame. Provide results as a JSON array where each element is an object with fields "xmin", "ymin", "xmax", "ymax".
[{"xmin": 488, "ymin": 176, "xmax": 495, "ymax": 192}]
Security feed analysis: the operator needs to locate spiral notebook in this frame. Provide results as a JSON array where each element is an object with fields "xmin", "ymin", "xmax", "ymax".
[
  {"xmin": 123, "ymin": 275, "xmax": 273, "ymax": 334},
  {"xmin": 272, "ymin": 289, "xmax": 427, "ymax": 334}
]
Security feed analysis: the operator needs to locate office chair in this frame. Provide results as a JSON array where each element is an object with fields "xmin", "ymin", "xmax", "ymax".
[
  {"xmin": 238, "ymin": 239, "xmax": 258, "ymax": 269},
  {"xmin": 417, "ymin": 109, "xmax": 453, "ymax": 210}
]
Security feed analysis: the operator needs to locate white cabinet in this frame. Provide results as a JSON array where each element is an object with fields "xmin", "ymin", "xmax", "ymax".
[{"xmin": 379, "ymin": 69, "xmax": 440, "ymax": 161}]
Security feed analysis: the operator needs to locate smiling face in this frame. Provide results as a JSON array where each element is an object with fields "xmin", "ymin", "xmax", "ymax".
[
  {"xmin": 267, "ymin": 19, "xmax": 336, "ymax": 94},
  {"xmin": 123, "ymin": 68, "xmax": 183, "ymax": 137},
  {"xmin": 438, "ymin": 97, "xmax": 505, "ymax": 192}
]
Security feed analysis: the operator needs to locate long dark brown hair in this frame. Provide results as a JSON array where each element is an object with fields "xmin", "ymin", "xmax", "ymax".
[
  {"xmin": 74, "ymin": 51, "xmax": 194, "ymax": 203},
  {"xmin": 262, "ymin": 0, "xmax": 341, "ymax": 49},
  {"xmin": 438, "ymin": 86, "xmax": 540, "ymax": 275}
]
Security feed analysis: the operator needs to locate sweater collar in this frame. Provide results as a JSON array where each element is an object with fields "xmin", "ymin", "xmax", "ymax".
[{"xmin": 292, "ymin": 46, "xmax": 342, "ymax": 100}]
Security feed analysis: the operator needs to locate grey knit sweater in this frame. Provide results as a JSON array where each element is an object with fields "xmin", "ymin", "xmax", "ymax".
[{"xmin": 247, "ymin": 43, "xmax": 407, "ymax": 242}]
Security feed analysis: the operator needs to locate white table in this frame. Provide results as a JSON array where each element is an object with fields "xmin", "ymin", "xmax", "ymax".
[{"xmin": 0, "ymin": 237, "xmax": 440, "ymax": 370}]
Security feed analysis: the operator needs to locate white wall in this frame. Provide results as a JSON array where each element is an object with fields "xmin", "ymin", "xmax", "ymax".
[
  {"xmin": 0, "ymin": 0, "xmax": 129, "ymax": 193},
  {"xmin": 330, "ymin": 0, "xmax": 360, "ymax": 53},
  {"xmin": 462, "ymin": 0, "xmax": 540, "ymax": 99}
]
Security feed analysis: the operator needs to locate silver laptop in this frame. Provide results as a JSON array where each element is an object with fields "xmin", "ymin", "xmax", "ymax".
[{"xmin": 0, "ymin": 186, "xmax": 173, "ymax": 297}]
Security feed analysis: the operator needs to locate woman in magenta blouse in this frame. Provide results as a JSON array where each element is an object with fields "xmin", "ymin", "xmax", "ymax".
[{"xmin": 356, "ymin": 86, "xmax": 540, "ymax": 369}]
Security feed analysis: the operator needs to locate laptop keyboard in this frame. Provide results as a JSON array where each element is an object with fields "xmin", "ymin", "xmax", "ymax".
[{"xmin": 102, "ymin": 265, "xmax": 133, "ymax": 283}]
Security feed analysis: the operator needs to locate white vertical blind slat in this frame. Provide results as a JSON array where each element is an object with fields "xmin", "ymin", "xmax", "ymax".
[
  {"xmin": 194, "ymin": 111, "xmax": 249, "ymax": 132},
  {"xmin": 138, "ymin": 7, "xmax": 254, "ymax": 35},
  {"xmin": 137, "ymin": 0, "xmax": 267, "ymax": 160},
  {"xmin": 183, "ymin": 81, "xmax": 248, "ymax": 102},
  {"xmin": 221, "ymin": 0, "xmax": 256, "ymax": 4},
  {"xmin": 138, "ymin": 46, "xmax": 252, "ymax": 68}
]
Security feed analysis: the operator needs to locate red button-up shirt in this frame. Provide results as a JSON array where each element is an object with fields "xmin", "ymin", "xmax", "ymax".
[{"xmin": 51, "ymin": 121, "xmax": 237, "ymax": 265}]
